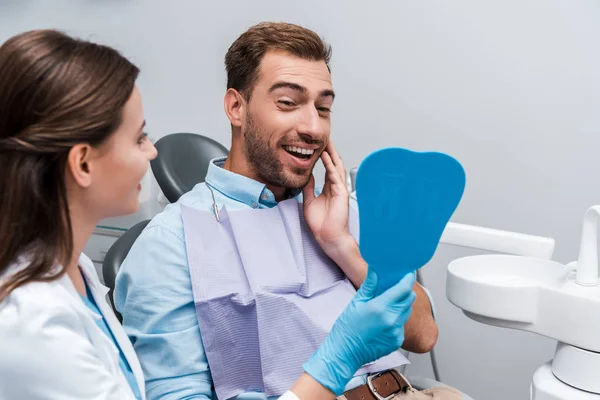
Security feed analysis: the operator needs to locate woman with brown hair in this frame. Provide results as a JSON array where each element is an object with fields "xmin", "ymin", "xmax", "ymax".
[
  {"xmin": 0, "ymin": 29, "xmax": 418, "ymax": 400},
  {"xmin": 0, "ymin": 29, "xmax": 157, "ymax": 399}
]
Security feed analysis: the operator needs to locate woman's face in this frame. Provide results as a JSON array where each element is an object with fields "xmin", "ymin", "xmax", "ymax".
[{"xmin": 81, "ymin": 86, "xmax": 158, "ymax": 218}]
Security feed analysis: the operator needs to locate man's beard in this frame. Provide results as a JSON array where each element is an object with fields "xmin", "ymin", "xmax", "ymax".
[{"xmin": 242, "ymin": 112, "xmax": 321, "ymax": 189}]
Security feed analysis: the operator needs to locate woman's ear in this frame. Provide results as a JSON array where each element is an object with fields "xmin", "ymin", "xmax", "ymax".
[
  {"xmin": 224, "ymin": 88, "xmax": 246, "ymax": 130},
  {"xmin": 66, "ymin": 144, "xmax": 93, "ymax": 188}
]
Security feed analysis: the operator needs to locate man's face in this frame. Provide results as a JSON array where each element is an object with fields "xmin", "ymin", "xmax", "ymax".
[{"xmin": 241, "ymin": 50, "xmax": 334, "ymax": 190}]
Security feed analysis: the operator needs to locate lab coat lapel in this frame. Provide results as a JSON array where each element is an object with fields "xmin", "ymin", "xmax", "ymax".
[{"xmin": 78, "ymin": 255, "xmax": 147, "ymax": 400}]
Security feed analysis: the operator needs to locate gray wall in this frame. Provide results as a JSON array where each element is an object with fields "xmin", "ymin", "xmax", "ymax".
[{"xmin": 2, "ymin": 1, "xmax": 599, "ymax": 399}]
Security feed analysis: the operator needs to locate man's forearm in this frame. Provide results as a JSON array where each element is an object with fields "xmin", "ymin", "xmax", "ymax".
[
  {"xmin": 324, "ymin": 236, "xmax": 367, "ymax": 289},
  {"xmin": 401, "ymin": 282, "xmax": 438, "ymax": 353}
]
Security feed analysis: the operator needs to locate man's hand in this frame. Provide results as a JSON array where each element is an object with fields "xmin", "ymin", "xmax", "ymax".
[{"xmin": 303, "ymin": 141, "xmax": 352, "ymax": 258}]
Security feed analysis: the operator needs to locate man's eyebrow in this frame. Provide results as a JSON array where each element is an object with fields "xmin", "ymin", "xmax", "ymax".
[
  {"xmin": 319, "ymin": 89, "xmax": 335, "ymax": 100},
  {"xmin": 268, "ymin": 81, "xmax": 307, "ymax": 94},
  {"xmin": 269, "ymin": 82, "xmax": 335, "ymax": 101}
]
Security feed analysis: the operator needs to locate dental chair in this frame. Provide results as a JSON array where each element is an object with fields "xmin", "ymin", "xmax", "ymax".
[
  {"xmin": 150, "ymin": 132, "xmax": 229, "ymax": 203},
  {"xmin": 102, "ymin": 219, "xmax": 150, "ymax": 322}
]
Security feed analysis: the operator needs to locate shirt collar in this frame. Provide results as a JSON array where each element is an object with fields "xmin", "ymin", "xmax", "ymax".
[{"xmin": 204, "ymin": 157, "xmax": 301, "ymax": 208}]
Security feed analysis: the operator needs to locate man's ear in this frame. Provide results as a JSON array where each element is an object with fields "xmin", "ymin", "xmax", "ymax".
[
  {"xmin": 66, "ymin": 144, "xmax": 93, "ymax": 188},
  {"xmin": 224, "ymin": 88, "xmax": 246, "ymax": 130}
]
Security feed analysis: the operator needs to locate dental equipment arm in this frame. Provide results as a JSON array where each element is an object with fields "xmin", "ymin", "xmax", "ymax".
[{"xmin": 440, "ymin": 222, "xmax": 555, "ymax": 259}]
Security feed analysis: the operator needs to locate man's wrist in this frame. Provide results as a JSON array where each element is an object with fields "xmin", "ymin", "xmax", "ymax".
[
  {"xmin": 320, "ymin": 235, "xmax": 367, "ymax": 288},
  {"xmin": 321, "ymin": 234, "xmax": 359, "ymax": 265}
]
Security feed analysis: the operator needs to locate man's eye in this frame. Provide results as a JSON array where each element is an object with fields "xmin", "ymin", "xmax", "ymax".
[
  {"xmin": 278, "ymin": 100, "xmax": 295, "ymax": 107},
  {"xmin": 318, "ymin": 107, "xmax": 332, "ymax": 113}
]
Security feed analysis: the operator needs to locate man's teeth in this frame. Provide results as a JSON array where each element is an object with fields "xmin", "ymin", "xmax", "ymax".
[{"xmin": 283, "ymin": 145, "xmax": 315, "ymax": 156}]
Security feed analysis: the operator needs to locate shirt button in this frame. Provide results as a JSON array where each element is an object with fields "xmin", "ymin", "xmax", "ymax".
[
  {"xmin": 262, "ymin": 194, "xmax": 269, "ymax": 200},
  {"xmin": 252, "ymin": 202, "xmax": 258, "ymax": 208}
]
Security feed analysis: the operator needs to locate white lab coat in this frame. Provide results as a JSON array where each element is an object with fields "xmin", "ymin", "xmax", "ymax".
[{"xmin": 0, "ymin": 253, "xmax": 145, "ymax": 400}]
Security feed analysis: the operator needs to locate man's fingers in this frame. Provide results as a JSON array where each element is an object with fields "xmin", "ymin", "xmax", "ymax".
[
  {"xmin": 321, "ymin": 150, "xmax": 335, "ymax": 172},
  {"xmin": 322, "ymin": 151, "xmax": 344, "ymax": 186},
  {"xmin": 326, "ymin": 140, "xmax": 346, "ymax": 182},
  {"xmin": 320, "ymin": 151, "xmax": 335, "ymax": 195},
  {"xmin": 303, "ymin": 174, "xmax": 316, "ymax": 204}
]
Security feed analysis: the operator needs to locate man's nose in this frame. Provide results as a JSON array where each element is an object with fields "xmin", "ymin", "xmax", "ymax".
[{"xmin": 296, "ymin": 106, "xmax": 325, "ymax": 141}]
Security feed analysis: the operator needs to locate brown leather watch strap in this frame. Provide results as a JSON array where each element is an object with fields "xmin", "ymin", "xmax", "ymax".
[{"xmin": 340, "ymin": 370, "xmax": 411, "ymax": 400}]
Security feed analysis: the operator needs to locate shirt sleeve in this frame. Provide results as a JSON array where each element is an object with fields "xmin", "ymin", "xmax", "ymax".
[
  {"xmin": 0, "ymin": 296, "xmax": 133, "ymax": 400},
  {"xmin": 114, "ymin": 224, "xmax": 214, "ymax": 400}
]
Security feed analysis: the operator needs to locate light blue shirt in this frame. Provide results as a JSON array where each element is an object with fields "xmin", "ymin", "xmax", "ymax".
[
  {"xmin": 115, "ymin": 157, "xmax": 435, "ymax": 400},
  {"xmin": 79, "ymin": 280, "xmax": 142, "ymax": 400}
]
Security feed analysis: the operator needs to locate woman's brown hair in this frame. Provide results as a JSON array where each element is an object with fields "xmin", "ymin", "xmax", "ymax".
[{"xmin": 0, "ymin": 30, "xmax": 139, "ymax": 301}]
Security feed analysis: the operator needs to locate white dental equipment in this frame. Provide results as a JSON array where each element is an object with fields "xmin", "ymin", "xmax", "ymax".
[{"xmin": 445, "ymin": 206, "xmax": 600, "ymax": 399}]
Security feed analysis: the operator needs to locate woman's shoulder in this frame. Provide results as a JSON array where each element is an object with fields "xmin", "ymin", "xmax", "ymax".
[
  {"xmin": 0, "ymin": 252, "xmax": 105, "ymax": 338},
  {"xmin": 0, "ymin": 258, "xmax": 83, "ymax": 331},
  {"xmin": 0, "ymin": 262, "xmax": 92, "ymax": 371},
  {"xmin": 0, "ymin": 277, "xmax": 80, "ymax": 330},
  {"xmin": 0, "ymin": 262, "xmax": 124, "ymax": 399}
]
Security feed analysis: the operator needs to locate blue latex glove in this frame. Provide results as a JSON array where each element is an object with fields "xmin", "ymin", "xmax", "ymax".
[{"xmin": 302, "ymin": 268, "xmax": 417, "ymax": 395}]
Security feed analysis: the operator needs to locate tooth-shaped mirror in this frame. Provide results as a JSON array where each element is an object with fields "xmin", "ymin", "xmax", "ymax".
[{"xmin": 356, "ymin": 147, "xmax": 466, "ymax": 295}]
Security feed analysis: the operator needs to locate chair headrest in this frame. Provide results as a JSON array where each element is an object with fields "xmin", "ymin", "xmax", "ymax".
[{"xmin": 151, "ymin": 133, "xmax": 229, "ymax": 203}]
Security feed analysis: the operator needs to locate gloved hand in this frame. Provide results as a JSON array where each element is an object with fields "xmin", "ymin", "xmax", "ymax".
[{"xmin": 302, "ymin": 268, "xmax": 417, "ymax": 395}]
